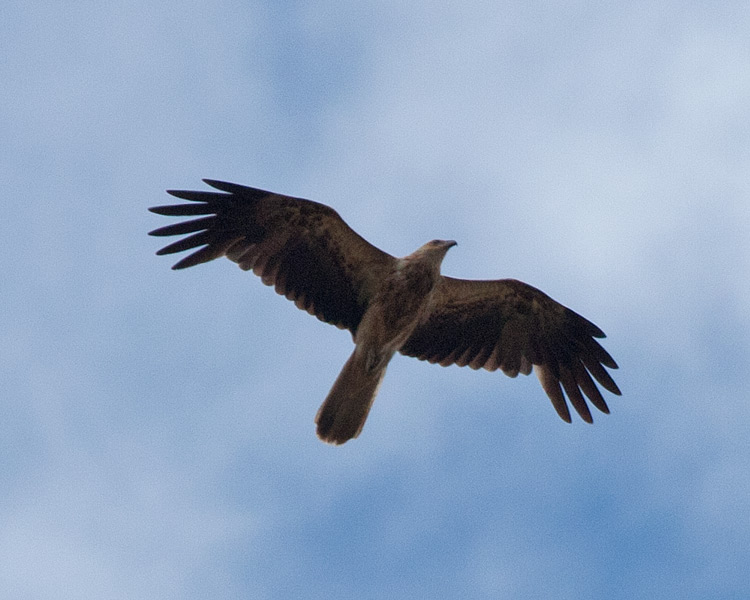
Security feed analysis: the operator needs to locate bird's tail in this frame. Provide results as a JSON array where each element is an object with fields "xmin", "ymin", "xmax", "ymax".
[{"xmin": 315, "ymin": 349, "xmax": 388, "ymax": 444}]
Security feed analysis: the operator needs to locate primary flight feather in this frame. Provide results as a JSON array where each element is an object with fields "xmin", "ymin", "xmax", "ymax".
[{"xmin": 149, "ymin": 180, "xmax": 621, "ymax": 444}]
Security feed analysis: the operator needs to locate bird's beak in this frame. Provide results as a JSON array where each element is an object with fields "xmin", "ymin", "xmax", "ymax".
[{"xmin": 445, "ymin": 240, "xmax": 457, "ymax": 249}]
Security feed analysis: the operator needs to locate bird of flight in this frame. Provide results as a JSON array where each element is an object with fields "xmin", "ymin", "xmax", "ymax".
[{"xmin": 149, "ymin": 180, "xmax": 621, "ymax": 444}]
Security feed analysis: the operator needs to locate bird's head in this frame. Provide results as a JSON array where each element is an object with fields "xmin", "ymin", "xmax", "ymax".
[
  {"xmin": 409, "ymin": 239, "xmax": 457, "ymax": 269},
  {"xmin": 422, "ymin": 239, "xmax": 457, "ymax": 255}
]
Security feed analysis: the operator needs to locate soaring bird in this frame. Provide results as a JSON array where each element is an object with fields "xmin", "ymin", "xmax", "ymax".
[{"xmin": 149, "ymin": 180, "xmax": 621, "ymax": 444}]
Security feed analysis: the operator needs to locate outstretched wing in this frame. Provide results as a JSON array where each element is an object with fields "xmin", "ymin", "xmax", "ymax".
[
  {"xmin": 149, "ymin": 179, "xmax": 395, "ymax": 334},
  {"xmin": 399, "ymin": 277, "xmax": 621, "ymax": 423}
]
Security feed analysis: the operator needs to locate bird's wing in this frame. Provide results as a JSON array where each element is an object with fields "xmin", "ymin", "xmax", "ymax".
[
  {"xmin": 399, "ymin": 277, "xmax": 621, "ymax": 422},
  {"xmin": 149, "ymin": 180, "xmax": 395, "ymax": 334}
]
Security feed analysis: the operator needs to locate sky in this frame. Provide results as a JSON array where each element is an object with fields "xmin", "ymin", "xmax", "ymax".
[{"xmin": 2, "ymin": 1, "xmax": 749, "ymax": 598}]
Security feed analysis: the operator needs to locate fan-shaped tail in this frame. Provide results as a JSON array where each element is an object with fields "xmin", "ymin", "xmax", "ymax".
[{"xmin": 315, "ymin": 350, "xmax": 387, "ymax": 444}]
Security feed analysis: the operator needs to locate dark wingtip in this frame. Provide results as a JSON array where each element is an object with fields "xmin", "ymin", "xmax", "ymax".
[
  {"xmin": 587, "ymin": 321, "xmax": 607, "ymax": 339},
  {"xmin": 148, "ymin": 224, "xmax": 177, "ymax": 237},
  {"xmin": 203, "ymin": 179, "xmax": 277, "ymax": 200},
  {"xmin": 167, "ymin": 255, "xmax": 199, "ymax": 270},
  {"xmin": 149, "ymin": 204, "xmax": 184, "ymax": 215},
  {"xmin": 165, "ymin": 188, "xmax": 200, "ymax": 199},
  {"xmin": 202, "ymin": 179, "xmax": 243, "ymax": 193},
  {"xmin": 165, "ymin": 189, "xmax": 202, "ymax": 201}
]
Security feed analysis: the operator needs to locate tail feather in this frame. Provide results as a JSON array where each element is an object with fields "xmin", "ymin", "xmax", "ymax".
[{"xmin": 315, "ymin": 350, "xmax": 387, "ymax": 444}]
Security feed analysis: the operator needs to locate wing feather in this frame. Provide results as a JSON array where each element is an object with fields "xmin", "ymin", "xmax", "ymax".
[
  {"xmin": 149, "ymin": 180, "xmax": 395, "ymax": 333},
  {"xmin": 536, "ymin": 365, "xmax": 572, "ymax": 423},
  {"xmin": 571, "ymin": 359, "xmax": 610, "ymax": 414},
  {"xmin": 400, "ymin": 277, "xmax": 620, "ymax": 422}
]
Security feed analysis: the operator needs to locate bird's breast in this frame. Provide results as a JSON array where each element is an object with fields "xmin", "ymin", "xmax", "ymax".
[{"xmin": 355, "ymin": 264, "xmax": 439, "ymax": 350}]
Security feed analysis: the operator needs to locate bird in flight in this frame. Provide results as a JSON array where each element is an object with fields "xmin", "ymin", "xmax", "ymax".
[{"xmin": 149, "ymin": 180, "xmax": 621, "ymax": 444}]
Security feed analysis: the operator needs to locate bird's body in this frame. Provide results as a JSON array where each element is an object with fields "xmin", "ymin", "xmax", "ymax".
[
  {"xmin": 358, "ymin": 242, "xmax": 453, "ymax": 354},
  {"xmin": 150, "ymin": 180, "xmax": 621, "ymax": 444},
  {"xmin": 317, "ymin": 240, "xmax": 455, "ymax": 443}
]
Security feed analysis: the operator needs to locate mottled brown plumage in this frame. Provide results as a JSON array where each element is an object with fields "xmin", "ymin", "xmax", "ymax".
[{"xmin": 150, "ymin": 180, "xmax": 621, "ymax": 444}]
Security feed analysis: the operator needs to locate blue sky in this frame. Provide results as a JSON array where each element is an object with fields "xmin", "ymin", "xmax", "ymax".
[{"xmin": 3, "ymin": 1, "xmax": 749, "ymax": 598}]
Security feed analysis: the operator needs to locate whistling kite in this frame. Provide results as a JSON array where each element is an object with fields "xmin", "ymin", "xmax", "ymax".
[{"xmin": 150, "ymin": 180, "xmax": 621, "ymax": 444}]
